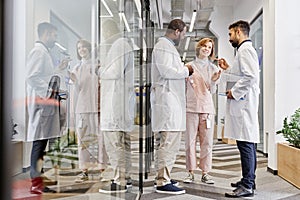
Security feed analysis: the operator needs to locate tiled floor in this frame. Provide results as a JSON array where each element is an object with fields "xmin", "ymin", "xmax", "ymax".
[{"xmin": 12, "ymin": 133, "xmax": 300, "ymax": 200}]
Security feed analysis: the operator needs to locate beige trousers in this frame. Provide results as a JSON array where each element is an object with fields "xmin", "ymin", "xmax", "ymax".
[
  {"xmin": 185, "ymin": 113, "xmax": 214, "ymax": 173},
  {"xmin": 103, "ymin": 131, "xmax": 131, "ymax": 186},
  {"xmin": 76, "ymin": 113, "xmax": 107, "ymax": 170},
  {"xmin": 156, "ymin": 131, "xmax": 182, "ymax": 186}
]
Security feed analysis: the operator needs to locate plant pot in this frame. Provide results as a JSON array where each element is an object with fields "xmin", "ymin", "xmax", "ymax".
[{"xmin": 277, "ymin": 142, "xmax": 300, "ymax": 189}]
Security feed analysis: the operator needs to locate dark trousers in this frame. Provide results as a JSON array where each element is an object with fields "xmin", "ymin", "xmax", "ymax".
[
  {"xmin": 236, "ymin": 140, "xmax": 257, "ymax": 190},
  {"xmin": 30, "ymin": 139, "xmax": 48, "ymax": 179}
]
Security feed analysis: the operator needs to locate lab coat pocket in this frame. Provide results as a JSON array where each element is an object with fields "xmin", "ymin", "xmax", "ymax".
[{"xmin": 229, "ymin": 99, "xmax": 247, "ymax": 117}]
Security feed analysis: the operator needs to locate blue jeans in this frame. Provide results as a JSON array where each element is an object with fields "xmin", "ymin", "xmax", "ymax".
[
  {"xmin": 236, "ymin": 140, "xmax": 257, "ymax": 190},
  {"xmin": 30, "ymin": 139, "xmax": 48, "ymax": 179}
]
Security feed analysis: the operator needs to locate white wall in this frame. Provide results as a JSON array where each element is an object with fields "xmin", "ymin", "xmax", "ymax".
[
  {"xmin": 210, "ymin": 0, "xmax": 263, "ymax": 139},
  {"xmin": 234, "ymin": 0, "xmax": 262, "ymax": 21},
  {"xmin": 264, "ymin": 0, "xmax": 300, "ymax": 171},
  {"xmin": 12, "ymin": 0, "xmax": 27, "ymax": 141},
  {"xmin": 210, "ymin": 5, "xmax": 235, "ymax": 139},
  {"xmin": 12, "ymin": 0, "xmax": 35, "ymax": 169}
]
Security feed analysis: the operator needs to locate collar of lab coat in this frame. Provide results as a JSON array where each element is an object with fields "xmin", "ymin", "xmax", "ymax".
[
  {"xmin": 237, "ymin": 39, "xmax": 251, "ymax": 50},
  {"xmin": 162, "ymin": 36, "xmax": 175, "ymax": 46}
]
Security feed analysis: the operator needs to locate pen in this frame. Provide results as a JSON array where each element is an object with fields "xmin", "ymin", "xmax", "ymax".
[{"xmin": 218, "ymin": 92, "xmax": 244, "ymax": 100}]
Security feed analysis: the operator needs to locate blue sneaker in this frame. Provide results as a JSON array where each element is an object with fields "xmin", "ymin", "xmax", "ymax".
[
  {"xmin": 156, "ymin": 183, "xmax": 185, "ymax": 194},
  {"xmin": 171, "ymin": 179, "xmax": 179, "ymax": 186}
]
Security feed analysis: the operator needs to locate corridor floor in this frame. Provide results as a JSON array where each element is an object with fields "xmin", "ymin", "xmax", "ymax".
[{"xmin": 12, "ymin": 133, "xmax": 300, "ymax": 200}]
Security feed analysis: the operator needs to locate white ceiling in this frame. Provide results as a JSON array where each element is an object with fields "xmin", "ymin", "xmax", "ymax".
[{"xmin": 42, "ymin": 0, "xmax": 238, "ymax": 60}]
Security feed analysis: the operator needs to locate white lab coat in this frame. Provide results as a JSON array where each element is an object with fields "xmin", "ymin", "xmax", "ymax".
[
  {"xmin": 26, "ymin": 42, "xmax": 62, "ymax": 141},
  {"xmin": 151, "ymin": 37, "xmax": 189, "ymax": 132},
  {"xmin": 99, "ymin": 37, "xmax": 135, "ymax": 132},
  {"xmin": 224, "ymin": 41, "xmax": 260, "ymax": 143}
]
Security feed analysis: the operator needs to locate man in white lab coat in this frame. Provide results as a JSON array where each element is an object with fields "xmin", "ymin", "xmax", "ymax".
[
  {"xmin": 151, "ymin": 19, "xmax": 193, "ymax": 195},
  {"xmin": 218, "ymin": 20, "xmax": 260, "ymax": 198},
  {"xmin": 26, "ymin": 22, "xmax": 69, "ymax": 194},
  {"xmin": 98, "ymin": 19, "xmax": 135, "ymax": 193}
]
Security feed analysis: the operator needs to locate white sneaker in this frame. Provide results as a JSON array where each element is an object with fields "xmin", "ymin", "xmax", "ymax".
[
  {"xmin": 75, "ymin": 172, "xmax": 89, "ymax": 183},
  {"xmin": 201, "ymin": 174, "xmax": 214, "ymax": 184},
  {"xmin": 183, "ymin": 172, "xmax": 194, "ymax": 183}
]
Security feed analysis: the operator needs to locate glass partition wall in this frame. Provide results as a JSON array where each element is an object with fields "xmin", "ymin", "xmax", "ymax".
[
  {"xmin": 11, "ymin": 0, "xmax": 221, "ymax": 198},
  {"xmin": 7, "ymin": 0, "xmax": 266, "ymax": 199},
  {"xmin": 11, "ymin": 0, "xmax": 154, "ymax": 198}
]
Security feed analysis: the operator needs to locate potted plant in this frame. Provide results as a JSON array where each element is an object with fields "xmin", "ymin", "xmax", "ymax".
[{"xmin": 276, "ymin": 108, "xmax": 300, "ymax": 189}]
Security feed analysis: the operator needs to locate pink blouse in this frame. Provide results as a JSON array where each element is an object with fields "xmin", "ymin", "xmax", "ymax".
[{"xmin": 186, "ymin": 58, "xmax": 219, "ymax": 114}]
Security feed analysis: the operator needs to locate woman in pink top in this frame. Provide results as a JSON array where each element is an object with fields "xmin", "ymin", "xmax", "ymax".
[
  {"xmin": 69, "ymin": 39, "xmax": 107, "ymax": 183},
  {"xmin": 183, "ymin": 38, "xmax": 221, "ymax": 184}
]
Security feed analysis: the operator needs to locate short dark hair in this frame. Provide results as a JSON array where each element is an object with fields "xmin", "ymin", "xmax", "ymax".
[
  {"xmin": 167, "ymin": 19, "xmax": 186, "ymax": 33},
  {"xmin": 228, "ymin": 20, "xmax": 250, "ymax": 36},
  {"xmin": 37, "ymin": 22, "xmax": 57, "ymax": 38}
]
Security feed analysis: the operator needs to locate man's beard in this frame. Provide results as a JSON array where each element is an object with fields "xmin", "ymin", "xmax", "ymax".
[{"xmin": 230, "ymin": 40, "xmax": 238, "ymax": 48}]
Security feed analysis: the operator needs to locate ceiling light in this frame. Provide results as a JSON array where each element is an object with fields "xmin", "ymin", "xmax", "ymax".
[
  {"xmin": 184, "ymin": 37, "xmax": 190, "ymax": 51},
  {"xmin": 100, "ymin": 0, "xmax": 113, "ymax": 18},
  {"xmin": 182, "ymin": 52, "xmax": 187, "ymax": 61},
  {"xmin": 134, "ymin": 0, "xmax": 142, "ymax": 18},
  {"xmin": 119, "ymin": 12, "xmax": 131, "ymax": 32},
  {"xmin": 189, "ymin": 10, "xmax": 197, "ymax": 32},
  {"xmin": 55, "ymin": 42, "xmax": 67, "ymax": 51}
]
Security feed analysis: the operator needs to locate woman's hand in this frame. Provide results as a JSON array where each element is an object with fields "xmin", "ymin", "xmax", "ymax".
[
  {"xmin": 211, "ymin": 70, "xmax": 221, "ymax": 81},
  {"xmin": 217, "ymin": 58, "xmax": 229, "ymax": 70}
]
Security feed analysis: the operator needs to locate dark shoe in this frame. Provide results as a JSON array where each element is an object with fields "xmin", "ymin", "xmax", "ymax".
[
  {"xmin": 156, "ymin": 183, "xmax": 185, "ymax": 194},
  {"xmin": 231, "ymin": 181, "xmax": 256, "ymax": 190},
  {"xmin": 170, "ymin": 179, "xmax": 179, "ymax": 186},
  {"xmin": 99, "ymin": 182, "xmax": 127, "ymax": 193},
  {"xmin": 43, "ymin": 186, "xmax": 56, "ymax": 193},
  {"xmin": 225, "ymin": 185, "xmax": 254, "ymax": 198},
  {"xmin": 126, "ymin": 178, "xmax": 133, "ymax": 188}
]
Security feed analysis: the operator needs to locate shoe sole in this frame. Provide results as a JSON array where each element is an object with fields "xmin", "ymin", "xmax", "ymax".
[
  {"xmin": 201, "ymin": 181, "xmax": 214, "ymax": 184},
  {"xmin": 225, "ymin": 192, "xmax": 254, "ymax": 198},
  {"xmin": 75, "ymin": 179, "xmax": 89, "ymax": 183},
  {"xmin": 155, "ymin": 189, "xmax": 186, "ymax": 195},
  {"xmin": 183, "ymin": 180, "xmax": 193, "ymax": 184},
  {"xmin": 99, "ymin": 189, "xmax": 127, "ymax": 194},
  {"xmin": 30, "ymin": 190, "xmax": 43, "ymax": 195}
]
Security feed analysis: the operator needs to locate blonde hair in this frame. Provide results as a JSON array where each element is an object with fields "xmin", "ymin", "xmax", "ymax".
[{"xmin": 195, "ymin": 38, "xmax": 215, "ymax": 60}]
